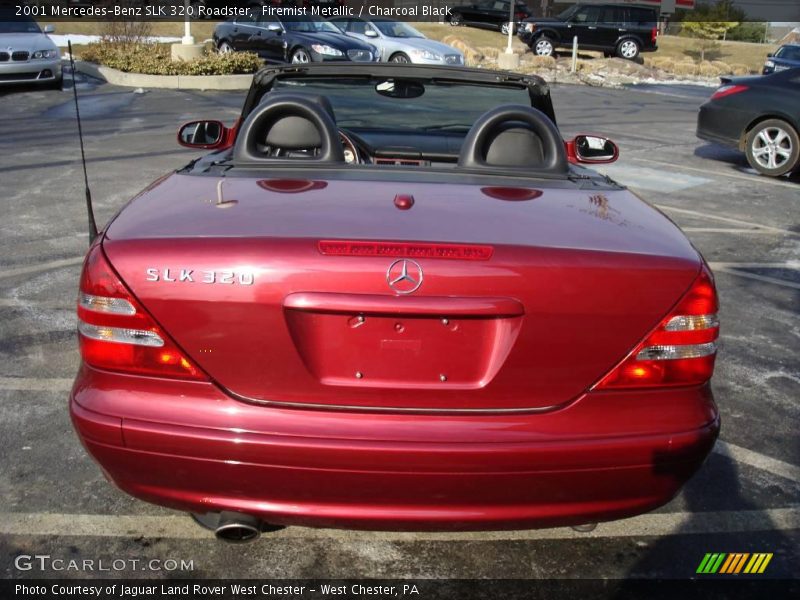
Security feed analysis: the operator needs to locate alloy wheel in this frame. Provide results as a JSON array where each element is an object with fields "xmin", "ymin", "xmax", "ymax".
[
  {"xmin": 218, "ymin": 41, "xmax": 232, "ymax": 54},
  {"xmin": 619, "ymin": 40, "xmax": 639, "ymax": 59},
  {"xmin": 751, "ymin": 126, "xmax": 794, "ymax": 171},
  {"xmin": 390, "ymin": 53, "xmax": 410, "ymax": 63},
  {"xmin": 535, "ymin": 39, "xmax": 554, "ymax": 56},
  {"xmin": 291, "ymin": 48, "xmax": 311, "ymax": 64}
]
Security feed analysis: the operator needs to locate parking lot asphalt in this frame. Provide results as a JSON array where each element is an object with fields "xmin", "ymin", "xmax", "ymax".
[{"xmin": 0, "ymin": 71, "xmax": 798, "ymax": 580}]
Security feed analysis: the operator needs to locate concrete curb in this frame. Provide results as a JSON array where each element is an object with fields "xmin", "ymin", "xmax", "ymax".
[{"xmin": 74, "ymin": 60, "xmax": 253, "ymax": 90}]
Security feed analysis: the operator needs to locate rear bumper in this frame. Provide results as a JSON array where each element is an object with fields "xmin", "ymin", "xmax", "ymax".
[
  {"xmin": 696, "ymin": 103, "xmax": 745, "ymax": 150},
  {"xmin": 71, "ymin": 365, "xmax": 719, "ymax": 531}
]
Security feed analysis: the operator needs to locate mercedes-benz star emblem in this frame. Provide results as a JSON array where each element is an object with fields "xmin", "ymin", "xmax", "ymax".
[{"xmin": 386, "ymin": 259, "xmax": 423, "ymax": 294}]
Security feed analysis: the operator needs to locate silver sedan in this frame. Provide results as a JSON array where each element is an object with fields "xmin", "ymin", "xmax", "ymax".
[
  {"xmin": 0, "ymin": 16, "xmax": 62, "ymax": 88},
  {"xmin": 330, "ymin": 17, "xmax": 464, "ymax": 66}
]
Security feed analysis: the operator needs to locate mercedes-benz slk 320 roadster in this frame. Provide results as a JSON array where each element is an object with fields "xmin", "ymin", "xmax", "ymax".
[{"xmin": 70, "ymin": 64, "xmax": 720, "ymax": 542}]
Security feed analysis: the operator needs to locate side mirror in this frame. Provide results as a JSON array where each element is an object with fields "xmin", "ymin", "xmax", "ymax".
[
  {"xmin": 267, "ymin": 23, "xmax": 283, "ymax": 33},
  {"xmin": 766, "ymin": 52, "xmax": 774, "ymax": 57},
  {"xmin": 568, "ymin": 134, "xmax": 619, "ymax": 164},
  {"xmin": 43, "ymin": 25, "xmax": 55, "ymax": 34},
  {"xmin": 365, "ymin": 28, "xmax": 379, "ymax": 38},
  {"xmin": 178, "ymin": 120, "xmax": 226, "ymax": 149}
]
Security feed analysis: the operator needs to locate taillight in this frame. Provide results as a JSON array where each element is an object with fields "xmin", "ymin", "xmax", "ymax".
[
  {"xmin": 711, "ymin": 84, "xmax": 748, "ymax": 101},
  {"xmin": 651, "ymin": 27, "xmax": 658, "ymax": 43},
  {"xmin": 515, "ymin": 11, "xmax": 527, "ymax": 20},
  {"xmin": 77, "ymin": 244, "xmax": 207, "ymax": 381},
  {"xmin": 595, "ymin": 265, "xmax": 719, "ymax": 389}
]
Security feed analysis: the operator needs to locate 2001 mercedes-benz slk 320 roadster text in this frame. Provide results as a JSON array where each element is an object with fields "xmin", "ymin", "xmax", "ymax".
[{"xmin": 70, "ymin": 64, "xmax": 720, "ymax": 542}]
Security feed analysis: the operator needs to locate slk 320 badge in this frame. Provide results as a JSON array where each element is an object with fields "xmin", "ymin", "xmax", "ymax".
[{"xmin": 145, "ymin": 268, "xmax": 254, "ymax": 285}]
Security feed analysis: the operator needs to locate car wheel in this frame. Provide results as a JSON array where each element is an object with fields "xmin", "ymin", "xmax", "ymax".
[
  {"xmin": 501, "ymin": 22, "xmax": 511, "ymax": 36},
  {"xmin": 389, "ymin": 52, "xmax": 411, "ymax": 63},
  {"xmin": 745, "ymin": 119, "xmax": 800, "ymax": 177},
  {"xmin": 291, "ymin": 47, "xmax": 311, "ymax": 64},
  {"xmin": 533, "ymin": 36, "xmax": 555, "ymax": 57},
  {"xmin": 217, "ymin": 40, "xmax": 233, "ymax": 54},
  {"xmin": 449, "ymin": 14, "xmax": 462, "ymax": 26},
  {"xmin": 616, "ymin": 39, "xmax": 640, "ymax": 60}
]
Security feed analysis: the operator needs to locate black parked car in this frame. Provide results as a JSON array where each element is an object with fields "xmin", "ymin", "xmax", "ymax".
[
  {"xmin": 213, "ymin": 14, "xmax": 375, "ymax": 64},
  {"xmin": 697, "ymin": 68, "xmax": 800, "ymax": 177},
  {"xmin": 763, "ymin": 44, "xmax": 800, "ymax": 75},
  {"xmin": 519, "ymin": 3, "xmax": 658, "ymax": 60},
  {"xmin": 448, "ymin": 0, "xmax": 532, "ymax": 36}
]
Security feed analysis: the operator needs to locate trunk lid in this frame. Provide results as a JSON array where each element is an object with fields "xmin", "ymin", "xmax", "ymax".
[{"xmin": 103, "ymin": 173, "xmax": 701, "ymax": 411}]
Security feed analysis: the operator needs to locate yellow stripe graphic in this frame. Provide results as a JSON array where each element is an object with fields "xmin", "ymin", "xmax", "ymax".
[
  {"xmin": 744, "ymin": 554, "xmax": 760, "ymax": 574},
  {"xmin": 758, "ymin": 553, "xmax": 773, "ymax": 574}
]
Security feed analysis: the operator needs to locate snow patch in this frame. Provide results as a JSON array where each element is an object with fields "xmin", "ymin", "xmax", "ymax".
[{"xmin": 49, "ymin": 34, "xmax": 181, "ymax": 47}]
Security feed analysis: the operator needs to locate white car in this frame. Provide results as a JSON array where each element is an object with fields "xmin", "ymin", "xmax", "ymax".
[
  {"xmin": 0, "ymin": 15, "xmax": 61, "ymax": 88},
  {"xmin": 330, "ymin": 17, "xmax": 464, "ymax": 65}
]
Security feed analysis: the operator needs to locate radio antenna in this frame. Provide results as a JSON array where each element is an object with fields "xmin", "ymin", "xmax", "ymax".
[{"xmin": 67, "ymin": 40, "xmax": 98, "ymax": 243}]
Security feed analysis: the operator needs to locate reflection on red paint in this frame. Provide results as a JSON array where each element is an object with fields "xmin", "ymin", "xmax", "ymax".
[
  {"xmin": 481, "ymin": 187, "xmax": 543, "ymax": 201},
  {"xmin": 257, "ymin": 179, "xmax": 328, "ymax": 194},
  {"xmin": 394, "ymin": 194, "xmax": 414, "ymax": 210}
]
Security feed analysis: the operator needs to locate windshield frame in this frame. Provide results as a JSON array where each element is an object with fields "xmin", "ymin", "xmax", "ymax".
[
  {"xmin": 245, "ymin": 64, "xmax": 556, "ymax": 127},
  {"xmin": 270, "ymin": 77, "xmax": 537, "ymax": 132}
]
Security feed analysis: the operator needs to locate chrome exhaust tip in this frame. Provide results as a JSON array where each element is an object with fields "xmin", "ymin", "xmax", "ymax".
[
  {"xmin": 214, "ymin": 511, "xmax": 262, "ymax": 543},
  {"xmin": 190, "ymin": 511, "xmax": 285, "ymax": 543},
  {"xmin": 571, "ymin": 523, "xmax": 598, "ymax": 533}
]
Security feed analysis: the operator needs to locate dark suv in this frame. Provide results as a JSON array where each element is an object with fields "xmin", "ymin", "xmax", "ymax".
[
  {"xmin": 763, "ymin": 44, "xmax": 800, "ymax": 75},
  {"xmin": 519, "ymin": 3, "xmax": 659, "ymax": 60},
  {"xmin": 448, "ymin": 0, "xmax": 533, "ymax": 36}
]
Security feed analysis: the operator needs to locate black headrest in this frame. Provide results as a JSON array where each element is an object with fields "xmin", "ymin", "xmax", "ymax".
[
  {"xmin": 233, "ymin": 94, "xmax": 344, "ymax": 164},
  {"xmin": 458, "ymin": 105, "xmax": 567, "ymax": 174},
  {"xmin": 485, "ymin": 124, "xmax": 545, "ymax": 167},
  {"xmin": 261, "ymin": 92, "xmax": 337, "ymax": 122}
]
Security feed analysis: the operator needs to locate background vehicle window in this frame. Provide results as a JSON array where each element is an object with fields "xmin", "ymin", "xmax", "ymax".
[
  {"xmin": 349, "ymin": 19, "xmax": 370, "ymax": 34},
  {"xmin": 258, "ymin": 16, "xmax": 280, "ymax": 29},
  {"xmin": 329, "ymin": 18, "xmax": 349, "ymax": 32},
  {"xmin": 280, "ymin": 16, "xmax": 342, "ymax": 34},
  {"xmin": 492, "ymin": 1, "xmax": 508, "ymax": 12},
  {"xmin": 776, "ymin": 46, "xmax": 800, "ymax": 61},
  {"xmin": 234, "ymin": 13, "xmax": 256, "ymax": 25},
  {"xmin": 600, "ymin": 7, "xmax": 622, "ymax": 25},
  {"xmin": 373, "ymin": 20, "xmax": 424, "ymax": 38},
  {"xmin": 573, "ymin": 6, "xmax": 602, "ymax": 24},
  {"xmin": 628, "ymin": 8, "xmax": 655, "ymax": 24},
  {"xmin": 556, "ymin": 5, "xmax": 579, "ymax": 20}
]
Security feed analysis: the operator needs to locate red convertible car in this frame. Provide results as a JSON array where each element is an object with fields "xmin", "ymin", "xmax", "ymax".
[{"xmin": 70, "ymin": 64, "xmax": 720, "ymax": 542}]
